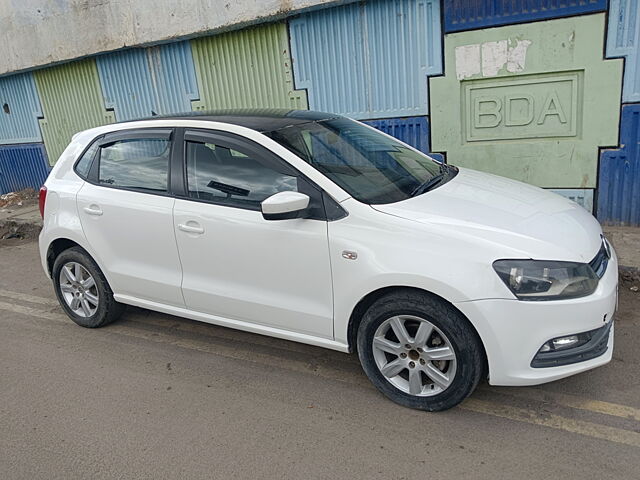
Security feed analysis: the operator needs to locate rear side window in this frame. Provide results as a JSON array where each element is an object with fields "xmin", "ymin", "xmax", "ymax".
[{"xmin": 98, "ymin": 138, "xmax": 170, "ymax": 192}]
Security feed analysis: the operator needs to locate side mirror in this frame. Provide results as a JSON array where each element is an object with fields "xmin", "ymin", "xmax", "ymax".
[{"xmin": 261, "ymin": 191, "xmax": 310, "ymax": 220}]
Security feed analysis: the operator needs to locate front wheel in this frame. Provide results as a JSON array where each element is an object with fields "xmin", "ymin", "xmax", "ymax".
[{"xmin": 357, "ymin": 290, "xmax": 484, "ymax": 411}]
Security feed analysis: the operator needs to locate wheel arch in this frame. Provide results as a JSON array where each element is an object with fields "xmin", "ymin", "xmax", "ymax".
[
  {"xmin": 346, "ymin": 286, "xmax": 488, "ymax": 376},
  {"xmin": 46, "ymin": 237, "xmax": 105, "ymax": 281},
  {"xmin": 46, "ymin": 238, "xmax": 83, "ymax": 276}
]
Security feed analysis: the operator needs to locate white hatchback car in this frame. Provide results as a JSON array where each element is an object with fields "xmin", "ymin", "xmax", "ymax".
[{"xmin": 39, "ymin": 110, "xmax": 617, "ymax": 411}]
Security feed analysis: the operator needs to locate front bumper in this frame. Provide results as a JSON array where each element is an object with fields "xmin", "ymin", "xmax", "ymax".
[{"xmin": 454, "ymin": 250, "xmax": 617, "ymax": 386}]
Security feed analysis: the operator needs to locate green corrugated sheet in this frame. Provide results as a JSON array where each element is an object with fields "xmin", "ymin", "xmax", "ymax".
[
  {"xmin": 191, "ymin": 23, "xmax": 308, "ymax": 111},
  {"xmin": 35, "ymin": 59, "xmax": 114, "ymax": 164}
]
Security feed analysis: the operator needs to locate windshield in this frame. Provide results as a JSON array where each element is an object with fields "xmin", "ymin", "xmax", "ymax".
[{"xmin": 264, "ymin": 117, "xmax": 454, "ymax": 204}]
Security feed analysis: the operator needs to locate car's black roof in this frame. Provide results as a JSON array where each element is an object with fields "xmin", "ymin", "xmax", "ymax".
[{"xmin": 127, "ymin": 109, "xmax": 341, "ymax": 132}]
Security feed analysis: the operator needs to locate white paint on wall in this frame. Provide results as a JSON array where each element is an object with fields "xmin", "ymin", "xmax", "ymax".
[
  {"xmin": 506, "ymin": 39, "xmax": 532, "ymax": 73},
  {"xmin": 481, "ymin": 40, "xmax": 508, "ymax": 76},
  {"xmin": 455, "ymin": 38, "xmax": 532, "ymax": 80},
  {"xmin": 455, "ymin": 44, "xmax": 481, "ymax": 80}
]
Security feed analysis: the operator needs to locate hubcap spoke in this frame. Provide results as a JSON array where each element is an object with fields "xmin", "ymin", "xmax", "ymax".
[
  {"xmin": 84, "ymin": 292, "xmax": 99, "ymax": 306},
  {"xmin": 74, "ymin": 263, "xmax": 82, "ymax": 283},
  {"xmin": 389, "ymin": 317, "xmax": 411, "ymax": 345},
  {"xmin": 413, "ymin": 322, "xmax": 433, "ymax": 347},
  {"xmin": 380, "ymin": 359, "xmax": 405, "ymax": 378},
  {"xmin": 424, "ymin": 346, "xmax": 455, "ymax": 361},
  {"xmin": 60, "ymin": 284, "xmax": 74, "ymax": 293},
  {"xmin": 82, "ymin": 276, "xmax": 95, "ymax": 289},
  {"xmin": 80, "ymin": 299, "xmax": 91, "ymax": 316},
  {"xmin": 62, "ymin": 265, "xmax": 76, "ymax": 283},
  {"xmin": 424, "ymin": 363, "xmax": 451, "ymax": 389},
  {"xmin": 408, "ymin": 368, "xmax": 423, "ymax": 395},
  {"xmin": 373, "ymin": 336, "xmax": 403, "ymax": 355},
  {"xmin": 70, "ymin": 297, "xmax": 80, "ymax": 311}
]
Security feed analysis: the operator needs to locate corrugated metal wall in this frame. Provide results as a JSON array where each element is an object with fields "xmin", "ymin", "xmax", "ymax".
[
  {"xmin": 0, "ymin": 143, "xmax": 50, "ymax": 194},
  {"xmin": 598, "ymin": 104, "xmax": 640, "ymax": 226},
  {"xmin": 290, "ymin": 0, "xmax": 442, "ymax": 119},
  {"xmin": 97, "ymin": 41, "xmax": 200, "ymax": 121},
  {"xmin": 35, "ymin": 59, "xmax": 115, "ymax": 164},
  {"xmin": 607, "ymin": 0, "xmax": 640, "ymax": 103},
  {"xmin": 0, "ymin": 72, "xmax": 43, "ymax": 144},
  {"xmin": 191, "ymin": 23, "xmax": 307, "ymax": 111},
  {"xmin": 363, "ymin": 116, "xmax": 435, "ymax": 154},
  {"xmin": 444, "ymin": 0, "xmax": 607, "ymax": 32}
]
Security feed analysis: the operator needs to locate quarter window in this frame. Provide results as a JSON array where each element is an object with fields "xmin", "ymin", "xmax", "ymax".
[
  {"xmin": 75, "ymin": 141, "xmax": 99, "ymax": 179},
  {"xmin": 185, "ymin": 141, "xmax": 299, "ymax": 209},
  {"xmin": 98, "ymin": 138, "xmax": 171, "ymax": 192}
]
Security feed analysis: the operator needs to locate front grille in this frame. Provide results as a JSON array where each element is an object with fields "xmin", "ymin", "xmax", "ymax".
[{"xmin": 589, "ymin": 240, "xmax": 610, "ymax": 278}]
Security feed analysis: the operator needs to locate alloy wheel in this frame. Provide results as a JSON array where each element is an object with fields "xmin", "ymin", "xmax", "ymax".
[
  {"xmin": 371, "ymin": 315, "xmax": 457, "ymax": 396},
  {"xmin": 59, "ymin": 262, "xmax": 99, "ymax": 318}
]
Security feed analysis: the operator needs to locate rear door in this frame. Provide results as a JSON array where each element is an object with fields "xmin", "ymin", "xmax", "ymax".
[
  {"xmin": 76, "ymin": 129, "xmax": 184, "ymax": 307},
  {"xmin": 172, "ymin": 129, "xmax": 334, "ymax": 338}
]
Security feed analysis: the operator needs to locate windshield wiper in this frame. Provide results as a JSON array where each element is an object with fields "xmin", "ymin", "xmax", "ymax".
[{"xmin": 410, "ymin": 163, "xmax": 449, "ymax": 197}]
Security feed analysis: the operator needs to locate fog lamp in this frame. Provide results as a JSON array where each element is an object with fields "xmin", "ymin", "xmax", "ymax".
[{"xmin": 539, "ymin": 334, "xmax": 588, "ymax": 353}]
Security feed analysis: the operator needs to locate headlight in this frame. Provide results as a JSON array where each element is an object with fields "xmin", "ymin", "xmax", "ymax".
[{"xmin": 492, "ymin": 259, "xmax": 599, "ymax": 301}]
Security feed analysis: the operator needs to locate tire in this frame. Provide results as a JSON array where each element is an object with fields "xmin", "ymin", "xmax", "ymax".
[
  {"xmin": 357, "ymin": 290, "xmax": 484, "ymax": 411},
  {"xmin": 52, "ymin": 246, "xmax": 125, "ymax": 328}
]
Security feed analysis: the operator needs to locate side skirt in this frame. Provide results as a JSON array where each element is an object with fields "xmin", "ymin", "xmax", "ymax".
[{"xmin": 114, "ymin": 294, "xmax": 351, "ymax": 353}]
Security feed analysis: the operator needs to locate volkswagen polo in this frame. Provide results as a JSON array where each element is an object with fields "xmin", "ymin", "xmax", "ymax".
[{"xmin": 39, "ymin": 110, "xmax": 617, "ymax": 411}]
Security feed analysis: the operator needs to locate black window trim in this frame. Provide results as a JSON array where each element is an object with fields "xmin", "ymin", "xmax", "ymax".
[
  {"xmin": 73, "ymin": 126, "xmax": 347, "ymax": 221},
  {"xmin": 175, "ymin": 128, "xmax": 347, "ymax": 221},
  {"xmin": 98, "ymin": 128, "xmax": 172, "ymax": 147},
  {"xmin": 83, "ymin": 127, "xmax": 176, "ymax": 198}
]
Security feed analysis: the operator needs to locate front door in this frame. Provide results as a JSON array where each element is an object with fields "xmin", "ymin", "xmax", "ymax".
[{"xmin": 173, "ymin": 129, "xmax": 334, "ymax": 339}]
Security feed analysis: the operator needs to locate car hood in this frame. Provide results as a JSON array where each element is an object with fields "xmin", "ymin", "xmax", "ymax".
[{"xmin": 371, "ymin": 167, "xmax": 602, "ymax": 262}]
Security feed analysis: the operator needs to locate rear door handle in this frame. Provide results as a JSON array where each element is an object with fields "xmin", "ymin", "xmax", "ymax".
[
  {"xmin": 83, "ymin": 206, "xmax": 103, "ymax": 216},
  {"xmin": 178, "ymin": 223, "xmax": 205, "ymax": 234}
]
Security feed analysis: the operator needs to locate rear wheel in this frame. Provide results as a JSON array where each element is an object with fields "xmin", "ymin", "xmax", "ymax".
[
  {"xmin": 52, "ymin": 247, "xmax": 125, "ymax": 328},
  {"xmin": 357, "ymin": 290, "xmax": 484, "ymax": 411}
]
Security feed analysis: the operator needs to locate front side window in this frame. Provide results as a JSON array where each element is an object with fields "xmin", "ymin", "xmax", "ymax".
[
  {"xmin": 264, "ymin": 118, "xmax": 452, "ymax": 204},
  {"xmin": 98, "ymin": 138, "xmax": 171, "ymax": 192},
  {"xmin": 186, "ymin": 141, "xmax": 299, "ymax": 210}
]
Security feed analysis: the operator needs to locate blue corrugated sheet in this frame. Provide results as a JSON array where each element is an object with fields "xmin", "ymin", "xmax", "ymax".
[
  {"xmin": 0, "ymin": 72, "xmax": 43, "ymax": 144},
  {"xmin": 607, "ymin": 0, "xmax": 640, "ymax": 103},
  {"xmin": 363, "ymin": 116, "xmax": 440, "ymax": 156},
  {"xmin": 444, "ymin": 0, "xmax": 607, "ymax": 32},
  {"xmin": 0, "ymin": 143, "xmax": 50, "ymax": 194},
  {"xmin": 550, "ymin": 189, "xmax": 594, "ymax": 212},
  {"xmin": 597, "ymin": 104, "xmax": 640, "ymax": 226},
  {"xmin": 290, "ymin": 0, "xmax": 442, "ymax": 119},
  {"xmin": 97, "ymin": 41, "xmax": 199, "ymax": 121}
]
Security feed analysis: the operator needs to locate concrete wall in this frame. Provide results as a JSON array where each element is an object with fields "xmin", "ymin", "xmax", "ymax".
[
  {"xmin": 0, "ymin": 0, "xmax": 348, "ymax": 77},
  {"xmin": 430, "ymin": 14, "xmax": 622, "ymax": 191}
]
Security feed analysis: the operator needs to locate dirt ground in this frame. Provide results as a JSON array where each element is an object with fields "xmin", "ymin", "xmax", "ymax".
[{"xmin": 0, "ymin": 189, "xmax": 40, "ymax": 246}]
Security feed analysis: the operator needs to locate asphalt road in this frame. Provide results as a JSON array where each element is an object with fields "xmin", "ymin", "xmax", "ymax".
[{"xmin": 1, "ymin": 241, "xmax": 639, "ymax": 479}]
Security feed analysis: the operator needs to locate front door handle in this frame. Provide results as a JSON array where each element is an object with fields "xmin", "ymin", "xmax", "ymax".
[
  {"xmin": 178, "ymin": 223, "xmax": 205, "ymax": 234},
  {"xmin": 83, "ymin": 205, "xmax": 103, "ymax": 216}
]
